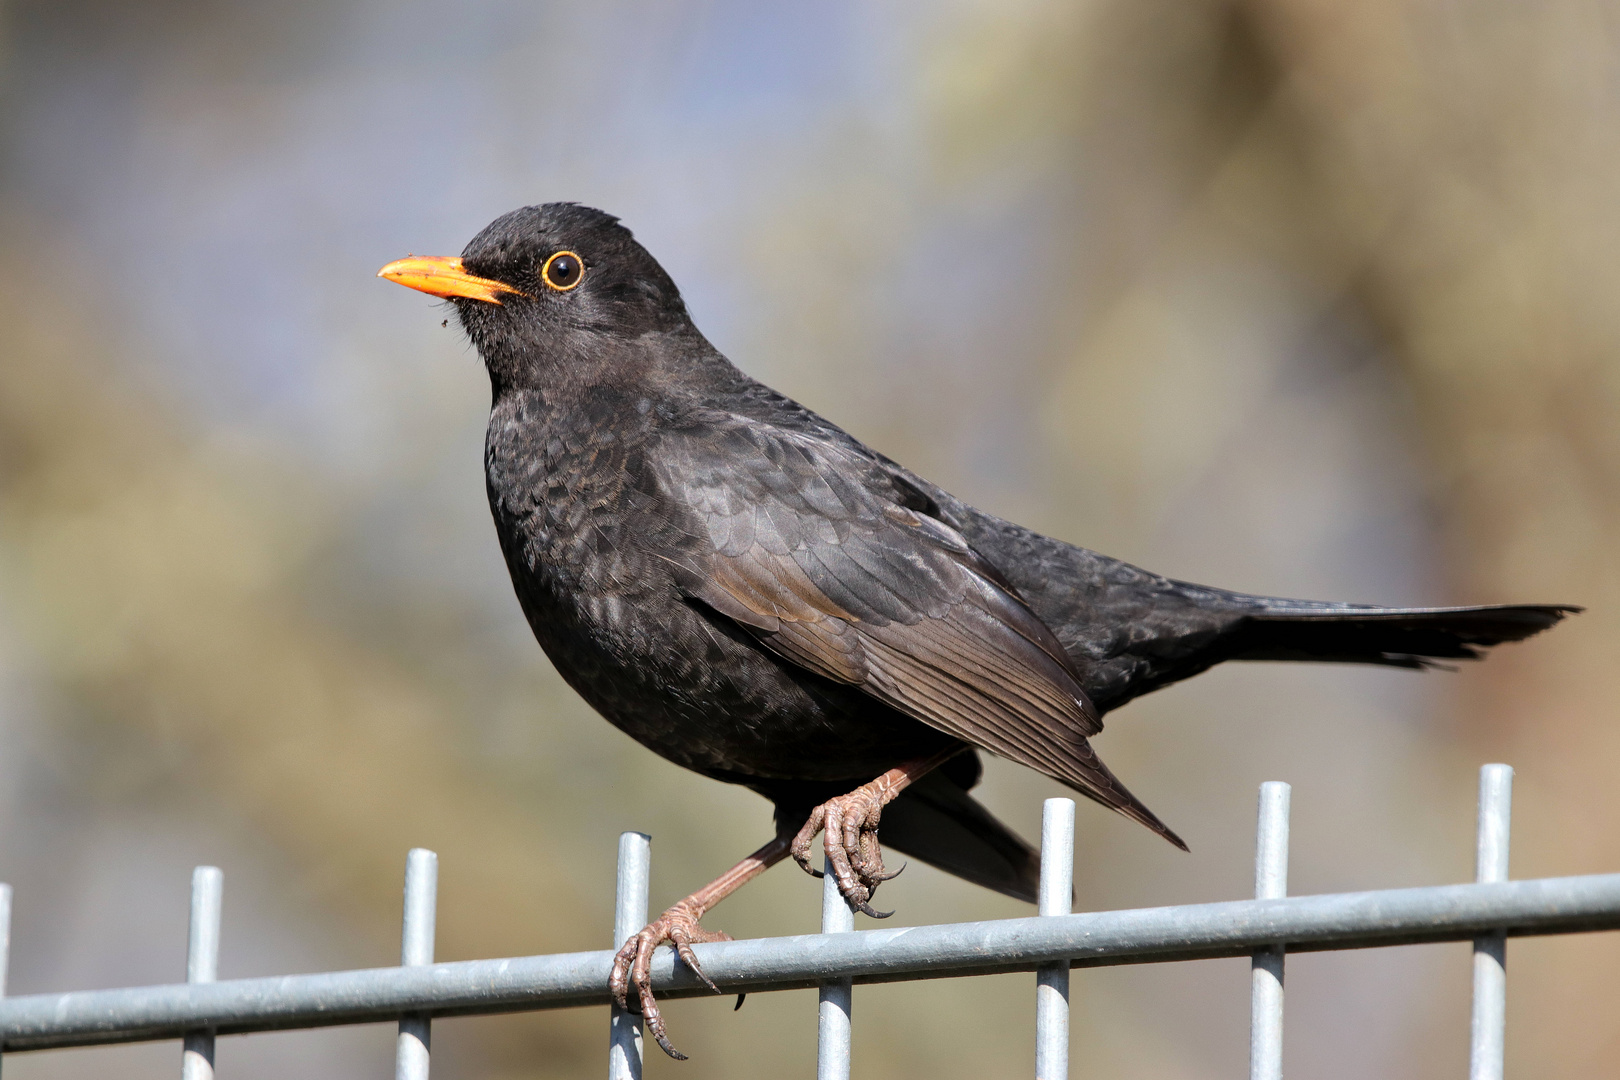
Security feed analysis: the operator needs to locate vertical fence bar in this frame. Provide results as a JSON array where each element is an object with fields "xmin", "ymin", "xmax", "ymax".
[
  {"xmin": 396, "ymin": 849, "xmax": 438, "ymax": 1080},
  {"xmin": 817, "ymin": 855, "xmax": 854, "ymax": 1080},
  {"xmin": 181, "ymin": 867, "xmax": 223, "ymax": 1080},
  {"xmin": 0, "ymin": 881, "xmax": 11, "ymax": 1078},
  {"xmin": 1469, "ymin": 764, "xmax": 1512, "ymax": 1080},
  {"xmin": 609, "ymin": 833, "xmax": 651, "ymax": 1080},
  {"xmin": 1250, "ymin": 782, "xmax": 1290, "ymax": 1080},
  {"xmin": 1035, "ymin": 797, "xmax": 1076, "ymax": 1080}
]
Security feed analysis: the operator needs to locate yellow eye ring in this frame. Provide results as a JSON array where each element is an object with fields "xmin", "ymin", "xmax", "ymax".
[{"xmin": 541, "ymin": 250, "xmax": 585, "ymax": 291}]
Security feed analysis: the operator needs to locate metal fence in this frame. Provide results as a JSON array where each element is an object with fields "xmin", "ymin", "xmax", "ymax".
[{"xmin": 2, "ymin": 762, "xmax": 1618, "ymax": 1079}]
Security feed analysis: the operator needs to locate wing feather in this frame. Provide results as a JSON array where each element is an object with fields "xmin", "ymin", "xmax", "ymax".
[{"xmin": 643, "ymin": 413, "xmax": 1184, "ymax": 849}]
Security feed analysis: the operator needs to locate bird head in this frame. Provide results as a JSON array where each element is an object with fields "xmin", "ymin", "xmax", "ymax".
[{"xmin": 379, "ymin": 203, "xmax": 696, "ymax": 392}]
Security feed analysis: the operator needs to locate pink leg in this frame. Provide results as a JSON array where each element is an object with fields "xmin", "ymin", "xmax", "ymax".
[
  {"xmin": 611, "ymin": 746, "xmax": 962, "ymax": 1060},
  {"xmin": 610, "ymin": 833, "xmax": 790, "ymax": 1059}
]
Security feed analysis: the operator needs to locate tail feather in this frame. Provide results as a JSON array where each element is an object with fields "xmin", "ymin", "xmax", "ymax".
[
  {"xmin": 1232, "ymin": 603, "xmax": 1580, "ymax": 667},
  {"xmin": 878, "ymin": 769, "xmax": 1041, "ymax": 903},
  {"xmin": 901, "ymin": 485, "xmax": 1580, "ymax": 708}
]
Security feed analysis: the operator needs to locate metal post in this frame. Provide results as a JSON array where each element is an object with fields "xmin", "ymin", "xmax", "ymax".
[
  {"xmin": 396, "ymin": 849, "xmax": 438, "ymax": 1080},
  {"xmin": 1, "ymin": 881, "xmax": 11, "ymax": 1079},
  {"xmin": 1250, "ymin": 782, "xmax": 1290, "ymax": 1080},
  {"xmin": 1470, "ymin": 764, "xmax": 1512, "ymax": 1080},
  {"xmin": 1036, "ymin": 798, "xmax": 1075, "ymax": 1080},
  {"xmin": 816, "ymin": 855, "xmax": 853, "ymax": 1080},
  {"xmin": 609, "ymin": 833, "xmax": 650, "ymax": 1080},
  {"xmin": 182, "ymin": 867, "xmax": 223, "ymax": 1080}
]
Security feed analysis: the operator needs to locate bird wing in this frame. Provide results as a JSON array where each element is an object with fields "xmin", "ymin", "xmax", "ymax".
[
  {"xmin": 876, "ymin": 467, "xmax": 1577, "ymax": 712},
  {"xmin": 636, "ymin": 412, "xmax": 1182, "ymax": 847}
]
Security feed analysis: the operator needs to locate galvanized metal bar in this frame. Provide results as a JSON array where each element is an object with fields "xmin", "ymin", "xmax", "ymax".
[
  {"xmin": 1469, "ymin": 765, "xmax": 1512, "ymax": 1080},
  {"xmin": 5, "ymin": 871, "xmax": 1620, "ymax": 1053},
  {"xmin": 608, "ymin": 833, "xmax": 650, "ymax": 1080},
  {"xmin": 1035, "ymin": 798, "xmax": 1075, "ymax": 1080},
  {"xmin": 181, "ymin": 867, "xmax": 223, "ymax": 1080},
  {"xmin": 1, "ymin": 881, "xmax": 11, "ymax": 1079},
  {"xmin": 396, "ymin": 850, "xmax": 438, "ymax": 1080},
  {"xmin": 817, "ymin": 855, "xmax": 854, "ymax": 1080},
  {"xmin": 1250, "ymin": 783, "xmax": 1290, "ymax": 1080}
]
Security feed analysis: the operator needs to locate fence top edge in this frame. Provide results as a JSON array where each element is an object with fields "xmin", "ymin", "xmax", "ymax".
[{"xmin": 2, "ymin": 870, "xmax": 1617, "ymax": 1041}]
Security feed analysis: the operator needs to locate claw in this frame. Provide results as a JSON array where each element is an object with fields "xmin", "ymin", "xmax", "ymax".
[
  {"xmin": 649, "ymin": 1018, "xmax": 689, "ymax": 1061},
  {"xmin": 607, "ymin": 902, "xmax": 732, "ymax": 1061},
  {"xmin": 790, "ymin": 805, "xmax": 828, "ymax": 877},
  {"xmin": 674, "ymin": 935, "xmax": 724, "ymax": 996},
  {"xmin": 791, "ymin": 781, "xmax": 906, "ymax": 918}
]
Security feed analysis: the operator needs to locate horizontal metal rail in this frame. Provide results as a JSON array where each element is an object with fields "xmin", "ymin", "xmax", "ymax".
[{"xmin": 4, "ymin": 871, "xmax": 1618, "ymax": 1053}]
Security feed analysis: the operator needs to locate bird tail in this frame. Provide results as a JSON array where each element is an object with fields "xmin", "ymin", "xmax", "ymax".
[
  {"xmin": 879, "ymin": 768, "xmax": 1041, "ymax": 904},
  {"xmin": 1227, "ymin": 602, "xmax": 1579, "ymax": 667}
]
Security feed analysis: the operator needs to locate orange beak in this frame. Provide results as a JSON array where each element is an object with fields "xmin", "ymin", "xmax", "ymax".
[{"xmin": 376, "ymin": 255, "xmax": 523, "ymax": 304}]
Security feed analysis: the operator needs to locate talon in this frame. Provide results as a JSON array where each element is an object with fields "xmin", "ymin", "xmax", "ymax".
[
  {"xmin": 796, "ymin": 781, "xmax": 907, "ymax": 918},
  {"xmin": 609, "ymin": 902, "xmax": 731, "ymax": 1060},
  {"xmin": 647, "ymin": 1010, "xmax": 688, "ymax": 1061},
  {"xmin": 673, "ymin": 934, "xmax": 725, "ymax": 995},
  {"xmin": 791, "ymin": 805, "xmax": 828, "ymax": 877}
]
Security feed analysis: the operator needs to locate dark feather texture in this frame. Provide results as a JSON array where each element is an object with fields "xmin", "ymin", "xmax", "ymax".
[
  {"xmin": 642, "ymin": 413, "xmax": 1181, "ymax": 846},
  {"xmin": 429, "ymin": 203, "xmax": 1576, "ymax": 889}
]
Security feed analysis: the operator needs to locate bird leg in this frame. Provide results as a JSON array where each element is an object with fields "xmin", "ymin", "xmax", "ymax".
[
  {"xmin": 608, "ymin": 748, "xmax": 963, "ymax": 1058},
  {"xmin": 790, "ymin": 746, "xmax": 965, "ymax": 917},
  {"xmin": 609, "ymin": 832, "xmax": 791, "ymax": 1060}
]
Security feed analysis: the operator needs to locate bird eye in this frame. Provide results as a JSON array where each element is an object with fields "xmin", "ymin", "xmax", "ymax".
[{"xmin": 541, "ymin": 251, "xmax": 584, "ymax": 291}]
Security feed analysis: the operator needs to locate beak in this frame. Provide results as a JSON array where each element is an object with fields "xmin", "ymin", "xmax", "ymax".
[{"xmin": 376, "ymin": 255, "xmax": 523, "ymax": 304}]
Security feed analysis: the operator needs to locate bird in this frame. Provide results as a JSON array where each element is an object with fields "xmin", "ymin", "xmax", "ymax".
[{"xmin": 379, "ymin": 203, "xmax": 1575, "ymax": 1058}]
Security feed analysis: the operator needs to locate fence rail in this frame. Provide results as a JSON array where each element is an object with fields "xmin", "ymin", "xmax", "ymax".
[{"xmin": 1, "ymin": 764, "xmax": 1616, "ymax": 1078}]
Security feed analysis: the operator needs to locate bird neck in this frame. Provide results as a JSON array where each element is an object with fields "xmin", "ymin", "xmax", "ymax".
[{"xmin": 483, "ymin": 323, "xmax": 747, "ymax": 411}]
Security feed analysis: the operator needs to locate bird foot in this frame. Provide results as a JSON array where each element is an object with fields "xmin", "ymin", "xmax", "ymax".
[
  {"xmin": 609, "ymin": 899, "xmax": 733, "ymax": 1060},
  {"xmin": 790, "ymin": 781, "xmax": 904, "ymax": 918}
]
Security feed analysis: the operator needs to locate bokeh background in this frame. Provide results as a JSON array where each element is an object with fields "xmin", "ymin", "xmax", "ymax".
[{"xmin": 1, "ymin": 0, "xmax": 1617, "ymax": 1077}]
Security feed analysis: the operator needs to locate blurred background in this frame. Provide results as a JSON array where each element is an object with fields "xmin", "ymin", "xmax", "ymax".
[{"xmin": 1, "ymin": 0, "xmax": 1617, "ymax": 1076}]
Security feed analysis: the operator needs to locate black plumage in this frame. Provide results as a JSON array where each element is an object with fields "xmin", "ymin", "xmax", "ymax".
[
  {"xmin": 381, "ymin": 203, "xmax": 1573, "ymax": 1051},
  {"xmin": 400, "ymin": 202, "xmax": 1572, "ymax": 892}
]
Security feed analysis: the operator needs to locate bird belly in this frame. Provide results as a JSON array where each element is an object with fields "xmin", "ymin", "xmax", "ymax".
[
  {"xmin": 515, "ymin": 572, "xmax": 948, "ymax": 784},
  {"xmin": 484, "ymin": 414, "xmax": 952, "ymax": 786}
]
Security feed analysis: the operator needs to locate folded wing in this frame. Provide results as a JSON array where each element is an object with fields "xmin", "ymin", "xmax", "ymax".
[{"xmin": 639, "ymin": 412, "xmax": 1184, "ymax": 849}]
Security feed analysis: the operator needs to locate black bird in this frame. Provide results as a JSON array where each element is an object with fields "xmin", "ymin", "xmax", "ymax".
[{"xmin": 380, "ymin": 203, "xmax": 1575, "ymax": 1058}]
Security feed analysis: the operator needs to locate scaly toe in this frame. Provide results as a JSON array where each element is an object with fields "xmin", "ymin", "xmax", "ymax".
[
  {"xmin": 791, "ymin": 809, "xmax": 827, "ymax": 877},
  {"xmin": 609, "ymin": 938, "xmax": 639, "ymax": 1010},
  {"xmin": 672, "ymin": 934, "xmax": 721, "ymax": 995},
  {"xmin": 642, "ymin": 989, "xmax": 688, "ymax": 1061},
  {"xmin": 851, "ymin": 831, "xmax": 888, "ymax": 886},
  {"xmin": 633, "ymin": 940, "xmax": 687, "ymax": 1060}
]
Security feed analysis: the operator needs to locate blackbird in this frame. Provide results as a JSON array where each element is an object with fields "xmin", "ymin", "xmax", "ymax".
[{"xmin": 380, "ymin": 203, "xmax": 1575, "ymax": 1058}]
